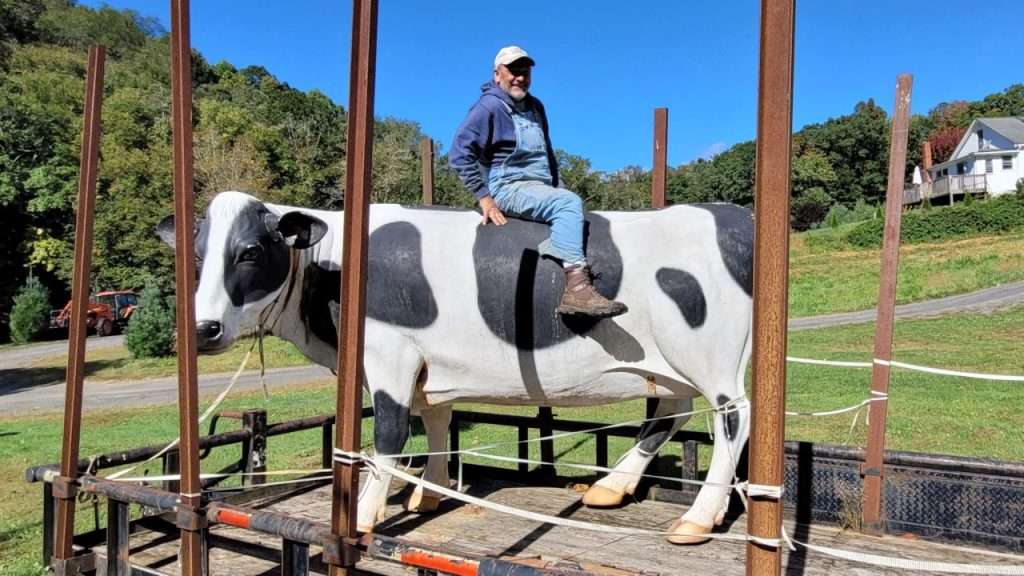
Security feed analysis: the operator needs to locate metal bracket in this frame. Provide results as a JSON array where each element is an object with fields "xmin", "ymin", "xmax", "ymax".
[
  {"xmin": 176, "ymin": 504, "xmax": 209, "ymax": 532},
  {"xmin": 51, "ymin": 552, "xmax": 96, "ymax": 576},
  {"xmin": 860, "ymin": 465, "xmax": 883, "ymax": 478},
  {"xmin": 321, "ymin": 534, "xmax": 360, "ymax": 567},
  {"xmin": 51, "ymin": 475, "xmax": 79, "ymax": 501}
]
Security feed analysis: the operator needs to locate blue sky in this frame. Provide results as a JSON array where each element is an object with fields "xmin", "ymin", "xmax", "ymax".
[{"xmin": 83, "ymin": 1, "xmax": 1023, "ymax": 172}]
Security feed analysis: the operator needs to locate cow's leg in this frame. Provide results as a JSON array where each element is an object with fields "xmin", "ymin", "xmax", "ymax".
[
  {"xmin": 582, "ymin": 398, "xmax": 692, "ymax": 507},
  {"xmin": 405, "ymin": 404, "xmax": 452, "ymax": 513},
  {"xmin": 667, "ymin": 393, "xmax": 750, "ymax": 545},
  {"xmin": 356, "ymin": 343, "xmax": 423, "ymax": 532}
]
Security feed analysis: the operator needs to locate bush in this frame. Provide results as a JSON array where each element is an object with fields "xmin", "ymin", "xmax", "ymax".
[
  {"xmin": 10, "ymin": 276, "xmax": 51, "ymax": 344},
  {"xmin": 847, "ymin": 194, "xmax": 1024, "ymax": 248},
  {"xmin": 124, "ymin": 282, "xmax": 176, "ymax": 358},
  {"xmin": 791, "ymin": 188, "xmax": 833, "ymax": 231}
]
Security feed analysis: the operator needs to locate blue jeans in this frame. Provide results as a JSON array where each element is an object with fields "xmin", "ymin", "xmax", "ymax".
[{"xmin": 491, "ymin": 181, "xmax": 586, "ymax": 264}]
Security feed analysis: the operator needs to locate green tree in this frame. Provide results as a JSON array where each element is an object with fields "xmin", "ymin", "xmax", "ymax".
[
  {"xmin": 124, "ymin": 281, "xmax": 176, "ymax": 358},
  {"xmin": 9, "ymin": 275, "xmax": 50, "ymax": 343}
]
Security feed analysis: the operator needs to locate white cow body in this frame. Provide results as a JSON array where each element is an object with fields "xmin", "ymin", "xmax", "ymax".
[{"xmin": 164, "ymin": 191, "xmax": 753, "ymax": 543}]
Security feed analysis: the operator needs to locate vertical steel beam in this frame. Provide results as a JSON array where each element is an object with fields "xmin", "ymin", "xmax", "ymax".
[
  {"xmin": 242, "ymin": 410, "xmax": 268, "ymax": 486},
  {"xmin": 106, "ymin": 499, "xmax": 130, "ymax": 576},
  {"xmin": 745, "ymin": 0, "xmax": 795, "ymax": 574},
  {"xmin": 43, "ymin": 482, "xmax": 56, "ymax": 567},
  {"xmin": 538, "ymin": 407, "xmax": 554, "ymax": 478},
  {"xmin": 162, "ymin": 450, "xmax": 180, "ymax": 494},
  {"xmin": 651, "ymin": 108, "xmax": 668, "ymax": 208},
  {"xmin": 54, "ymin": 43, "xmax": 105, "ymax": 565},
  {"xmin": 331, "ymin": 0, "xmax": 378, "ymax": 572},
  {"xmin": 169, "ymin": 1, "xmax": 204, "ymax": 574},
  {"xmin": 420, "ymin": 138, "xmax": 434, "ymax": 205},
  {"xmin": 282, "ymin": 539, "xmax": 310, "ymax": 576},
  {"xmin": 862, "ymin": 74, "xmax": 913, "ymax": 533}
]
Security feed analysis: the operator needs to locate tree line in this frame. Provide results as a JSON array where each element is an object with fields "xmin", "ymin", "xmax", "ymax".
[{"xmin": 2, "ymin": 0, "xmax": 1022, "ymax": 341}]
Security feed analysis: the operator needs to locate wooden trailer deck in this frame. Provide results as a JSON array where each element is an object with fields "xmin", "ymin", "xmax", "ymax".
[{"xmin": 97, "ymin": 475, "xmax": 1024, "ymax": 575}]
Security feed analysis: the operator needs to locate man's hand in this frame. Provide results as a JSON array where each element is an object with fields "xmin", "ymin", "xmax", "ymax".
[{"xmin": 479, "ymin": 195, "xmax": 507, "ymax": 226}]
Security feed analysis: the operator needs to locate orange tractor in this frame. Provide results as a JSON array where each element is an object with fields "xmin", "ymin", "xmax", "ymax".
[{"xmin": 49, "ymin": 290, "xmax": 139, "ymax": 336}]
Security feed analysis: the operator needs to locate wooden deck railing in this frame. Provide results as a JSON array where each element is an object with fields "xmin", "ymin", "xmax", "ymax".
[{"xmin": 903, "ymin": 174, "xmax": 987, "ymax": 205}]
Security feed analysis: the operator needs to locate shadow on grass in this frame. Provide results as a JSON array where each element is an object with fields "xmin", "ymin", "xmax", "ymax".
[{"xmin": 0, "ymin": 359, "xmax": 124, "ymax": 397}]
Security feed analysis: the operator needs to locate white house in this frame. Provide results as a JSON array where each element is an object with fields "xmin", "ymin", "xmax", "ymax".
[{"xmin": 906, "ymin": 117, "xmax": 1024, "ymax": 205}]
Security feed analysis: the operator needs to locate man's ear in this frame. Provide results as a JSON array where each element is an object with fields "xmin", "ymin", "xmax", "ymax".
[
  {"xmin": 156, "ymin": 215, "xmax": 176, "ymax": 249},
  {"xmin": 277, "ymin": 211, "xmax": 328, "ymax": 249}
]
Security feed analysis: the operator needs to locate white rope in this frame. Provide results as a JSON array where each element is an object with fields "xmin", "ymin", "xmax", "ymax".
[
  {"xmin": 106, "ymin": 349, "xmax": 253, "ymax": 481},
  {"xmin": 788, "ymin": 531, "xmax": 1024, "ymax": 575},
  {"xmin": 380, "ymin": 400, "xmax": 747, "ymax": 461},
  {"xmin": 784, "ymin": 394, "xmax": 885, "ymax": 418},
  {"xmin": 787, "ymin": 355, "xmax": 1024, "ymax": 382},
  {"xmin": 875, "ymin": 358, "xmax": 1024, "ymax": 382},
  {"xmin": 787, "ymin": 356, "xmax": 873, "ymax": 368}
]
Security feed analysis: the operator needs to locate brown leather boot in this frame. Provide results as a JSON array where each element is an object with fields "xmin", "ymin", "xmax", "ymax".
[{"xmin": 557, "ymin": 265, "xmax": 628, "ymax": 318}]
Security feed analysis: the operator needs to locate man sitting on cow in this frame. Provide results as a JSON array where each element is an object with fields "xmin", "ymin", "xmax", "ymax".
[{"xmin": 450, "ymin": 45, "xmax": 628, "ymax": 318}]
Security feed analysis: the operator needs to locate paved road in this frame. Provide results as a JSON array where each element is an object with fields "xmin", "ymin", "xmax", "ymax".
[
  {"xmin": 2, "ymin": 280, "xmax": 1021, "ymax": 416},
  {"xmin": 789, "ymin": 280, "xmax": 1024, "ymax": 331}
]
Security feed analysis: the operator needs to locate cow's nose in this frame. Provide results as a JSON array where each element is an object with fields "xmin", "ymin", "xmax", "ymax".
[{"xmin": 196, "ymin": 320, "xmax": 223, "ymax": 348}]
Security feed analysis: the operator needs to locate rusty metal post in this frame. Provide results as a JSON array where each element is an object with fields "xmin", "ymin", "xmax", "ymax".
[
  {"xmin": 538, "ymin": 407, "xmax": 555, "ymax": 478},
  {"xmin": 170, "ymin": 1, "xmax": 205, "ymax": 574},
  {"xmin": 646, "ymin": 108, "xmax": 669, "ymax": 437},
  {"xmin": 331, "ymin": 0, "xmax": 378, "ymax": 572},
  {"xmin": 921, "ymin": 140, "xmax": 933, "ymax": 183},
  {"xmin": 651, "ymin": 108, "xmax": 668, "ymax": 208},
  {"xmin": 862, "ymin": 74, "xmax": 913, "ymax": 534},
  {"xmin": 745, "ymin": 0, "xmax": 795, "ymax": 574},
  {"xmin": 420, "ymin": 138, "xmax": 434, "ymax": 205},
  {"xmin": 53, "ymin": 44, "xmax": 105, "ymax": 569}
]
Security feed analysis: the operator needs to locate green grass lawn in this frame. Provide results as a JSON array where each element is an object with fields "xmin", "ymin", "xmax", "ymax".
[
  {"xmin": 789, "ymin": 228, "xmax": 1024, "ymax": 317},
  {"xmin": 3, "ymin": 305, "xmax": 1022, "ymax": 574}
]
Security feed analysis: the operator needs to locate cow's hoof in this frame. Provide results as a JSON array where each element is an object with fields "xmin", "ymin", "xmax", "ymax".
[
  {"xmin": 405, "ymin": 490, "xmax": 442, "ymax": 513},
  {"xmin": 665, "ymin": 519, "xmax": 713, "ymax": 545},
  {"xmin": 581, "ymin": 485, "xmax": 626, "ymax": 508}
]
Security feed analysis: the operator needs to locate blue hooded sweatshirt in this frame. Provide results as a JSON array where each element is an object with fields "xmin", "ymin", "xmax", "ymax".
[{"xmin": 449, "ymin": 82, "xmax": 560, "ymax": 200}]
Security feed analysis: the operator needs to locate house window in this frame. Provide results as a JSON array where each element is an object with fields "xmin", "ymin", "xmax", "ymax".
[
  {"xmin": 1003, "ymin": 156, "xmax": 1013, "ymax": 170},
  {"xmin": 957, "ymin": 162, "xmax": 966, "ymax": 174},
  {"xmin": 985, "ymin": 159, "xmax": 993, "ymax": 173},
  {"xmin": 977, "ymin": 129, "xmax": 985, "ymax": 150}
]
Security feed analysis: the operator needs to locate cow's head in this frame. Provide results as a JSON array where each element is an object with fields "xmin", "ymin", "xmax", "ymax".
[{"xmin": 157, "ymin": 192, "xmax": 327, "ymax": 353}]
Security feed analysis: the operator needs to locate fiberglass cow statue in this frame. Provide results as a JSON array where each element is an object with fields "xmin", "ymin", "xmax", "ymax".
[{"xmin": 158, "ymin": 190, "xmax": 754, "ymax": 544}]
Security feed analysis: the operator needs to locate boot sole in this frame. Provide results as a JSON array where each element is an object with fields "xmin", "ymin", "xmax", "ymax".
[{"xmin": 557, "ymin": 304, "xmax": 629, "ymax": 318}]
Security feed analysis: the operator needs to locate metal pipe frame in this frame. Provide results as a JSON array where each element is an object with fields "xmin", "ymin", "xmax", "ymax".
[
  {"xmin": 53, "ymin": 43, "xmax": 105, "ymax": 570},
  {"xmin": 862, "ymin": 74, "xmax": 913, "ymax": 532},
  {"xmin": 332, "ymin": 0, "xmax": 378, "ymax": 571},
  {"xmin": 746, "ymin": 0, "xmax": 795, "ymax": 574}
]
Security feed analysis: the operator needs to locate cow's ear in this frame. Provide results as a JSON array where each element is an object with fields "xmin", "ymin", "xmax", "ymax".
[
  {"xmin": 277, "ymin": 211, "xmax": 327, "ymax": 249},
  {"xmin": 156, "ymin": 215, "xmax": 176, "ymax": 249}
]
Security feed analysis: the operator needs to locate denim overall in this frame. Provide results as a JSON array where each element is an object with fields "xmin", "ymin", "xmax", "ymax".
[{"xmin": 487, "ymin": 101, "xmax": 586, "ymax": 264}]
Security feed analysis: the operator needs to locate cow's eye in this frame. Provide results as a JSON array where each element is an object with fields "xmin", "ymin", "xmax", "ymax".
[{"xmin": 238, "ymin": 245, "xmax": 262, "ymax": 263}]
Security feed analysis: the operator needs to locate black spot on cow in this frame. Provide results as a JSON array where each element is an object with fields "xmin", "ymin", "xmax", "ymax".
[
  {"xmin": 300, "ymin": 222, "xmax": 439, "ymax": 346},
  {"xmin": 695, "ymin": 204, "xmax": 754, "ymax": 297},
  {"xmin": 637, "ymin": 399, "xmax": 675, "ymax": 454},
  {"xmin": 300, "ymin": 264, "xmax": 341, "ymax": 348},
  {"xmin": 655, "ymin": 268, "xmax": 707, "ymax": 328},
  {"xmin": 372, "ymin": 391, "xmax": 410, "ymax": 455},
  {"xmin": 472, "ymin": 214, "xmax": 623, "ymax": 350},
  {"xmin": 366, "ymin": 222, "xmax": 438, "ymax": 328},
  {"xmin": 717, "ymin": 394, "xmax": 739, "ymax": 441},
  {"xmin": 221, "ymin": 204, "xmax": 291, "ymax": 307}
]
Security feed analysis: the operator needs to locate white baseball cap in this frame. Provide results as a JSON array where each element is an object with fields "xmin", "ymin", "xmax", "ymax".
[{"xmin": 493, "ymin": 46, "xmax": 535, "ymax": 70}]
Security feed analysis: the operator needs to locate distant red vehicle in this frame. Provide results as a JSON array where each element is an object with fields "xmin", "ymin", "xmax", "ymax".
[{"xmin": 49, "ymin": 290, "xmax": 139, "ymax": 336}]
